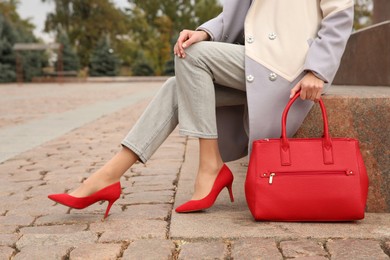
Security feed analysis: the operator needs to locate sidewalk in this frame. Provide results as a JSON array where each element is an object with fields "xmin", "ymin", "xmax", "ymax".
[{"xmin": 0, "ymin": 81, "xmax": 389, "ymax": 259}]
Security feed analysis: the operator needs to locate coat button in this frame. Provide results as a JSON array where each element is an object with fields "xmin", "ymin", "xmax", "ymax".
[
  {"xmin": 269, "ymin": 73, "xmax": 277, "ymax": 81},
  {"xmin": 224, "ymin": 34, "xmax": 229, "ymax": 40},
  {"xmin": 268, "ymin": 32, "xmax": 277, "ymax": 40},
  {"xmin": 246, "ymin": 35, "xmax": 254, "ymax": 44},
  {"xmin": 246, "ymin": 75, "xmax": 254, "ymax": 83}
]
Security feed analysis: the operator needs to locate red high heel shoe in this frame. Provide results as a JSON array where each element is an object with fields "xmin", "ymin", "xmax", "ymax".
[
  {"xmin": 48, "ymin": 182, "xmax": 121, "ymax": 219},
  {"xmin": 175, "ymin": 164, "xmax": 234, "ymax": 213}
]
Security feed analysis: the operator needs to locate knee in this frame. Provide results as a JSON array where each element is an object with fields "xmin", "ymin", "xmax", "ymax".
[
  {"xmin": 174, "ymin": 42, "xmax": 208, "ymax": 69},
  {"xmin": 161, "ymin": 77, "xmax": 177, "ymax": 91}
]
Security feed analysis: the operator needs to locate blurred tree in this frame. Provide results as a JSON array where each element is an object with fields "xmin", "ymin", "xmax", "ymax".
[
  {"xmin": 0, "ymin": 13, "xmax": 17, "ymax": 82},
  {"xmin": 354, "ymin": 0, "xmax": 373, "ymax": 30},
  {"xmin": 56, "ymin": 28, "xmax": 80, "ymax": 72},
  {"xmin": 126, "ymin": 0, "xmax": 222, "ymax": 75},
  {"xmin": 42, "ymin": 0, "xmax": 130, "ymax": 67},
  {"xmin": 0, "ymin": 1, "xmax": 46, "ymax": 82},
  {"xmin": 354, "ymin": 0, "xmax": 390, "ymax": 29},
  {"xmin": 0, "ymin": 0, "xmax": 34, "ymax": 32},
  {"xmin": 131, "ymin": 51, "xmax": 154, "ymax": 76},
  {"xmin": 89, "ymin": 35, "xmax": 120, "ymax": 76}
]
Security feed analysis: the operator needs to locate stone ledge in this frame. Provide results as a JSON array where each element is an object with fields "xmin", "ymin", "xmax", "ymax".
[{"xmin": 295, "ymin": 85, "xmax": 390, "ymax": 212}]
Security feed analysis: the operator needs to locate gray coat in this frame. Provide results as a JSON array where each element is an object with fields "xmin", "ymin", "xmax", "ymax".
[{"xmin": 198, "ymin": 0, "xmax": 354, "ymax": 162}]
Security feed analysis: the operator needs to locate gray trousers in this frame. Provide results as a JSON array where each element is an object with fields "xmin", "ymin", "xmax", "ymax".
[{"xmin": 121, "ymin": 42, "xmax": 247, "ymax": 163}]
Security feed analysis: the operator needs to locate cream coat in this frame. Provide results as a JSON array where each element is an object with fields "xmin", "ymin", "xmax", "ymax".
[{"xmin": 198, "ymin": 0, "xmax": 354, "ymax": 161}]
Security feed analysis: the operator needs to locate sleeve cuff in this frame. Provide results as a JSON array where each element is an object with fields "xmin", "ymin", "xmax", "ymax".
[
  {"xmin": 196, "ymin": 27, "xmax": 214, "ymax": 41},
  {"xmin": 304, "ymin": 69, "xmax": 329, "ymax": 83}
]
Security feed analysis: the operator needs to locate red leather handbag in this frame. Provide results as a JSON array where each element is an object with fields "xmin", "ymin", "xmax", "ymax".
[{"xmin": 245, "ymin": 92, "xmax": 369, "ymax": 221}]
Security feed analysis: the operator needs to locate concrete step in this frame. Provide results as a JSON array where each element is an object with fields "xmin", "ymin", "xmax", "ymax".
[
  {"xmin": 295, "ymin": 85, "xmax": 390, "ymax": 212},
  {"xmin": 333, "ymin": 21, "xmax": 390, "ymax": 86}
]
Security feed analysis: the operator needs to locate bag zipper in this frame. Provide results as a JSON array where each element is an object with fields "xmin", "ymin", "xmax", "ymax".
[{"xmin": 263, "ymin": 170, "xmax": 353, "ymax": 185}]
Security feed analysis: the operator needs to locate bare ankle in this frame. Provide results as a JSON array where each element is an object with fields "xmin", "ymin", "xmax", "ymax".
[{"xmin": 199, "ymin": 161, "xmax": 224, "ymax": 175}]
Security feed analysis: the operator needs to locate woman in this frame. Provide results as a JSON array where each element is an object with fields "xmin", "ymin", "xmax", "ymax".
[{"xmin": 48, "ymin": 0, "xmax": 354, "ymax": 218}]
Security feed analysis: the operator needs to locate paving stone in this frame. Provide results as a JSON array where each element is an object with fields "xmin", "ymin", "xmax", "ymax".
[
  {"xmin": 115, "ymin": 204, "xmax": 171, "ymax": 220},
  {"xmin": 0, "ymin": 196, "xmax": 26, "ymax": 212},
  {"xmin": 0, "ymin": 181, "xmax": 37, "ymax": 195},
  {"xmin": 70, "ymin": 243, "xmax": 122, "ymax": 260},
  {"xmin": 146, "ymin": 160, "xmax": 183, "ymax": 170},
  {"xmin": 68, "ymin": 202, "xmax": 122, "ymax": 218},
  {"xmin": 327, "ymin": 239, "xmax": 389, "ymax": 260},
  {"xmin": 13, "ymin": 245, "xmax": 70, "ymax": 260},
  {"xmin": 0, "ymin": 180, "xmax": 21, "ymax": 195},
  {"xmin": 131, "ymin": 174, "xmax": 176, "ymax": 185},
  {"xmin": 0, "ymin": 246, "xmax": 14, "ymax": 259},
  {"xmin": 44, "ymin": 173, "xmax": 87, "ymax": 186},
  {"xmin": 128, "ymin": 166, "xmax": 181, "ymax": 177},
  {"xmin": 23, "ymin": 182, "xmax": 74, "ymax": 197},
  {"xmin": 149, "ymin": 150, "xmax": 185, "ymax": 161},
  {"xmin": 290, "ymin": 257, "xmax": 328, "ymax": 260},
  {"xmin": 0, "ymin": 215, "xmax": 35, "ymax": 227},
  {"xmin": 0, "ymin": 234, "xmax": 20, "ymax": 247},
  {"xmin": 280, "ymin": 239, "xmax": 327, "ymax": 258},
  {"xmin": 19, "ymin": 224, "xmax": 88, "ymax": 234},
  {"xmin": 384, "ymin": 241, "xmax": 390, "ymax": 256},
  {"xmin": 0, "ymin": 225, "xmax": 17, "ymax": 234},
  {"xmin": 0, "ymin": 159, "xmax": 34, "ymax": 170},
  {"xmin": 35, "ymin": 213, "xmax": 100, "ymax": 226},
  {"xmin": 16, "ymin": 231, "xmax": 97, "ymax": 249},
  {"xmin": 120, "ymin": 190, "xmax": 174, "ymax": 205},
  {"xmin": 231, "ymin": 238, "xmax": 283, "ymax": 259},
  {"xmin": 91, "ymin": 220, "xmax": 167, "ymax": 242},
  {"xmin": 125, "ymin": 184, "xmax": 175, "ymax": 193},
  {"xmin": 122, "ymin": 239, "xmax": 175, "ymax": 260},
  {"xmin": 178, "ymin": 241, "xmax": 226, "ymax": 260},
  {"xmin": 7, "ymin": 197, "xmax": 62, "ymax": 217},
  {"xmin": 8, "ymin": 171, "xmax": 42, "ymax": 182}
]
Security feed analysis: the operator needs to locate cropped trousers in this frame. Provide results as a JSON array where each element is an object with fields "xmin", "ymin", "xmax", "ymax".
[{"xmin": 121, "ymin": 42, "xmax": 247, "ymax": 163}]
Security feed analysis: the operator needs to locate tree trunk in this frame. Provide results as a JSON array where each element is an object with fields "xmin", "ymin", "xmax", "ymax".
[{"xmin": 372, "ymin": 0, "xmax": 390, "ymax": 24}]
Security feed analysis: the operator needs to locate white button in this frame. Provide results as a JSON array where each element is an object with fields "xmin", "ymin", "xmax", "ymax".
[
  {"xmin": 269, "ymin": 73, "xmax": 277, "ymax": 81},
  {"xmin": 246, "ymin": 75, "xmax": 254, "ymax": 83},
  {"xmin": 268, "ymin": 32, "xmax": 277, "ymax": 40},
  {"xmin": 247, "ymin": 35, "xmax": 254, "ymax": 44}
]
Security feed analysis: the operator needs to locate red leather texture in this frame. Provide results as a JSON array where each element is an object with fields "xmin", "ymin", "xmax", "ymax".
[{"xmin": 245, "ymin": 92, "xmax": 369, "ymax": 221}]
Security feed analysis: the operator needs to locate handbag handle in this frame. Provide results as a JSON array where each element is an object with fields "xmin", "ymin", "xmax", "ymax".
[{"xmin": 280, "ymin": 91, "xmax": 334, "ymax": 165}]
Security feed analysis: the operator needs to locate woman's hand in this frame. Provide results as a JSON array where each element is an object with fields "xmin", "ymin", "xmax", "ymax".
[
  {"xmin": 174, "ymin": 30, "xmax": 210, "ymax": 58},
  {"xmin": 290, "ymin": 71, "xmax": 325, "ymax": 102}
]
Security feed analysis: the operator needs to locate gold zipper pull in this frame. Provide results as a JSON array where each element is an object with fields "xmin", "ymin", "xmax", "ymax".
[{"xmin": 269, "ymin": 173, "xmax": 275, "ymax": 184}]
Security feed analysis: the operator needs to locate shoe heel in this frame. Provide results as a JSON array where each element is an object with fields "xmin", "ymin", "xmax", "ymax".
[
  {"xmin": 103, "ymin": 199, "xmax": 117, "ymax": 220},
  {"xmin": 227, "ymin": 183, "xmax": 234, "ymax": 202}
]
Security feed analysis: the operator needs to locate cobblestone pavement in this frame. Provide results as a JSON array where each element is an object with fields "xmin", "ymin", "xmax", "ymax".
[{"xmin": 0, "ymin": 81, "xmax": 389, "ymax": 259}]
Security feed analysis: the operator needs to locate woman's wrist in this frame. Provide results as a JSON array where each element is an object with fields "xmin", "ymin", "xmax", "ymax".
[{"xmin": 198, "ymin": 30, "xmax": 211, "ymax": 41}]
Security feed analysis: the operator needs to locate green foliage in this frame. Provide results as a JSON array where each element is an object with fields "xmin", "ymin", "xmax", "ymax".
[
  {"xmin": 131, "ymin": 51, "xmax": 154, "ymax": 76},
  {"xmin": 128, "ymin": 0, "xmax": 221, "ymax": 31},
  {"xmin": 56, "ymin": 29, "xmax": 80, "ymax": 71},
  {"xmin": 21, "ymin": 50, "xmax": 48, "ymax": 82},
  {"xmin": 42, "ymin": 0, "xmax": 222, "ymax": 76},
  {"xmin": 0, "ymin": 14, "xmax": 17, "ymax": 82},
  {"xmin": 89, "ymin": 35, "xmax": 120, "ymax": 76},
  {"xmin": 42, "ymin": 0, "xmax": 130, "ymax": 67},
  {"xmin": 0, "ymin": 1, "xmax": 46, "ymax": 82},
  {"xmin": 125, "ymin": 0, "xmax": 222, "ymax": 75},
  {"xmin": 354, "ymin": 0, "xmax": 373, "ymax": 30}
]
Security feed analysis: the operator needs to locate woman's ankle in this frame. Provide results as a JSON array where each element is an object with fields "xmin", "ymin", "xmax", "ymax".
[
  {"xmin": 198, "ymin": 161, "xmax": 224, "ymax": 175},
  {"xmin": 84, "ymin": 169, "xmax": 120, "ymax": 187}
]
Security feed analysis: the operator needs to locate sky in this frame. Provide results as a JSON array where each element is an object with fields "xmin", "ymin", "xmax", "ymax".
[{"xmin": 17, "ymin": 0, "xmax": 131, "ymax": 43}]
